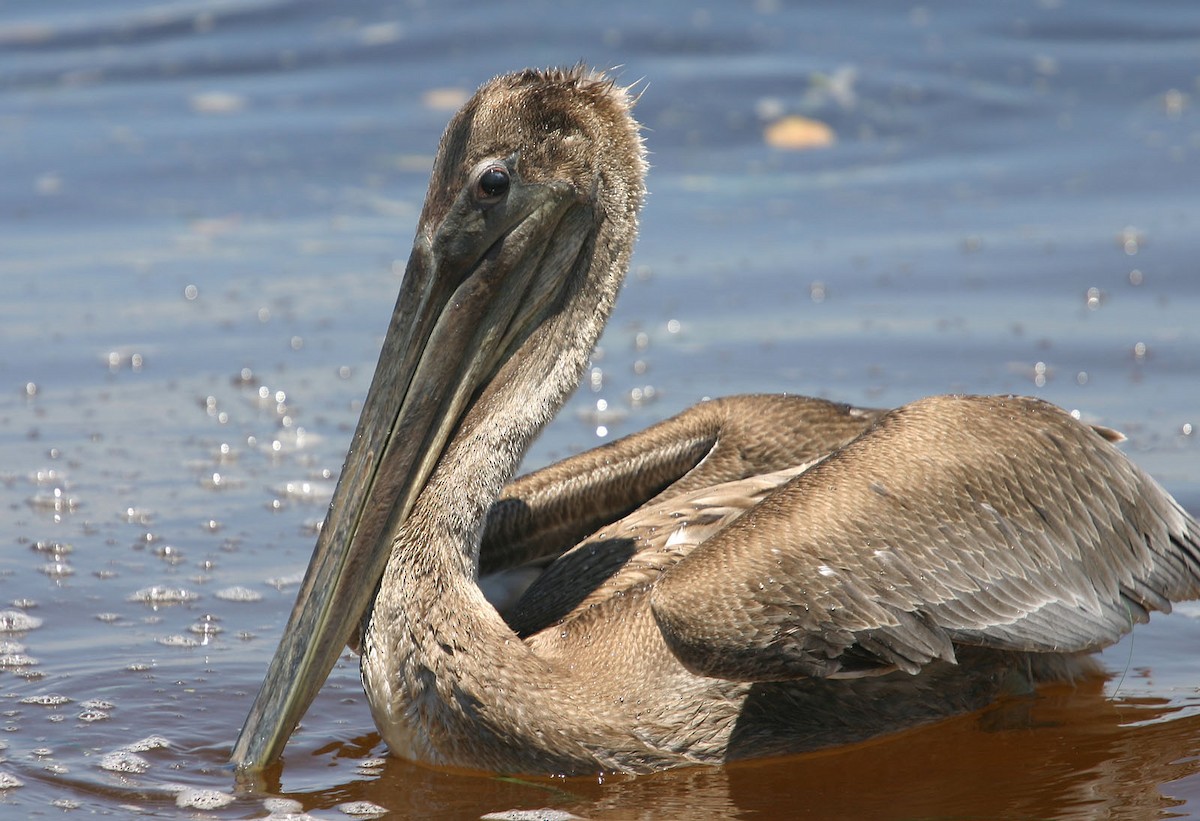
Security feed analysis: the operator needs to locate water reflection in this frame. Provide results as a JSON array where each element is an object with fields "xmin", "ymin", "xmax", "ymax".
[{"xmin": 269, "ymin": 679, "xmax": 1200, "ymax": 819}]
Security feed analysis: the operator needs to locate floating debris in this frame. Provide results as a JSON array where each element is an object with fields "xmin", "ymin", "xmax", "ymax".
[
  {"xmin": 214, "ymin": 586, "xmax": 262, "ymax": 603},
  {"xmin": 0, "ymin": 772, "xmax": 23, "ymax": 790},
  {"xmin": 337, "ymin": 801, "xmax": 389, "ymax": 817},
  {"xmin": 99, "ymin": 750, "xmax": 150, "ymax": 773}
]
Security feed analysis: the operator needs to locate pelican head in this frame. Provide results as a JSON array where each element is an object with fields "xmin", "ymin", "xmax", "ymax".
[{"xmin": 231, "ymin": 67, "xmax": 645, "ymax": 775}]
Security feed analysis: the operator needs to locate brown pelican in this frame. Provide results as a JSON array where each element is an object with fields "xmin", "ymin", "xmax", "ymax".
[{"xmin": 231, "ymin": 66, "xmax": 1200, "ymax": 777}]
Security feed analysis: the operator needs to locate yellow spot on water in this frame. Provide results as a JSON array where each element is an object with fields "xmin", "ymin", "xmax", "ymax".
[{"xmin": 764, "ymin": 116, "xmax": 836, "ymax": 150}]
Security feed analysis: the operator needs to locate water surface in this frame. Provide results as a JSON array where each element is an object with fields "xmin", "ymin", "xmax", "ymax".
[{"xmin": 2, "ymin": 1, "xmax": 1199, "ymax": 817}]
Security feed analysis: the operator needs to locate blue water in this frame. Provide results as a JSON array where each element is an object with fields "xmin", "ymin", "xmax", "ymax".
[{"xmin": 1, "ymin": 1, "xmax": 1198, "ymax": 817}]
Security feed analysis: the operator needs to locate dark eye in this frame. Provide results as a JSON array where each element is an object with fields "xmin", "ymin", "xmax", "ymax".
[{"xmin": 477, "ymin": 166, "xmax": 510, "ymax": 202}]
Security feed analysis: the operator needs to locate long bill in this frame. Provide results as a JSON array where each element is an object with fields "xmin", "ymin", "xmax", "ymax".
[{"xmin": 230, "ymin": 170, "xmax": 587, "ymax": 777}]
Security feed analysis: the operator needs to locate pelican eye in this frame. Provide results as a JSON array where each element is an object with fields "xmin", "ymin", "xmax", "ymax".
[{"xmin": 476, "ymin": 166, "xmax": 510, "ymax": 203}]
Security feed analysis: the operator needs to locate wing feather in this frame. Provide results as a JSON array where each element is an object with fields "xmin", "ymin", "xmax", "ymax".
[{"xmin": 650, "ymin": 394, "xmax": 1200, "ymax": 681}]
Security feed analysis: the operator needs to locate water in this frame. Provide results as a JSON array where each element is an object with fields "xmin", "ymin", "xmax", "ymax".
[{"xmin": 2, "ymin": 0, "xmax": 1199, "ymax": 817}]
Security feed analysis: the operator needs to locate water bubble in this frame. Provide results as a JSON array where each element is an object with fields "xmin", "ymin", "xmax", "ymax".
[
  {"xmin": 99, "ymin": 750, "xmax": 150, "ymax": 774},
  {"xmin": 267, "ymin": 571, "xmax": 304, "ymax": 590},
  {"xmin": 356, "ymin": 757, "xmax": 387, "ymax": 775},
  {"xmin": 122, "ymin": 507, "xmax": 154, "ymax": 525},
  {"xmin": 481, "ymin": 810, "xmax": 582, "ymax": 821},
  {"xmin": 154, "ymin": 544, "xmax": 185, "ymax": 564},
  {"xmin": 0, "ymin": 611, "xmax": 43, "ymax": 632},
  {"xmin": 1128, "ymin": 268, "xmax": 1144, "ymax": 286},
  {"xmin": 1032, "ymin": 361, "xmax": 1048, "ymax": 387},
  {"xmin": 0, "ymin": 772, "xmax": 23, "ymax": 789},
  {"xmin": 1163, "ymin": 88, "xmax": 1186, "ymax": 119},
  {"xmin": 121, "ymin": 735, "xmax": 169, "ymax": 753},
  {"xmin": 78, "ymin": 709, "xmax": 110, "ymax": 722},
  {"xmin": 1118, "ymin": 225, "xmax": 1144, "ymax": 255},
  {"xmin": 157, "ymin": 635, "xmax": 200, "ymax": 648},
  {"xmin": 19, "ymin": 694, "xmax": 71, "ymax": 706},
  {"xmin": 39, "ymin": 560, "xmax": 74, "ymax": 578},
  {"xmin": 31, "ymin": 468, "xmax": 62, "ymax": 485},
  {"xmin": 33, "ymin": 541, "xmax": 72, "ymax": 557},
  {"xmin": 275, "ymin": 480, "xmax": 334, "ymax": 502},
  {"xmin": 27, "ymin": 490, "xmax": 79, "ymax": 515},
  {"xmin": 1085, "ymin": 286, "xmax": 1103, "ymax": 310},
  {"xmin": 214, "ymin": 586, "xmax": 262, "ymax": 603},
  {"xmin": 666, "ymin": 318, "xmax": 681, "ymax": 334},
  {"xmin": 188, "ymin": 615, "xmax": 222, "ymax": 637},
  {"xmin": 176, "ymin": 788, "xmax": 235, "ymax": 810},
  {"xmin": 127, "ymin": 587, "xmax": 199, "ymax": 606},
  {"xmin": 0, "ymin": 654, "xmax": 38, "ymax": 668},
  {"xmin": 1133, "ymin": 341, "xmax": 1148, "ymax": 360},
  {"xmin": 809, "ymin": 281, "xmax": 827, "ymax": 302},
  {"xmin": 265, "ymin": 797, "xmax": 304, "ymax": 813},
  {"xmin": 183, "ymin": 284, "xmax": 199, "ymax": 301}
]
